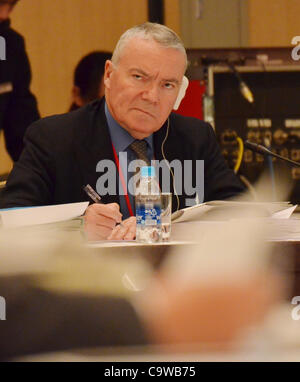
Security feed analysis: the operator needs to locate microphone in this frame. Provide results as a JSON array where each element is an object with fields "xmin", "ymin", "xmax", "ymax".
[
  {"xmin": 228, "ymin": 64, "xmax": 254, "ymax": 104},
  {"xmin": 239, "ymin": 81, "xmax": 254, "ymax": 104},
  {"xmin": 244, "ymin": 140, "xmax": 300, "ymax": 167},
  {"xmin": 199, "ymin": 56, "xmax": 254, "ymax": 103}
]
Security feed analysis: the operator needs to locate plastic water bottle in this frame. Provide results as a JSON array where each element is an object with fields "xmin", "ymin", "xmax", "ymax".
[{"xmin": 135, "ymin": 166, "xmax": 162, "ymax": 243}]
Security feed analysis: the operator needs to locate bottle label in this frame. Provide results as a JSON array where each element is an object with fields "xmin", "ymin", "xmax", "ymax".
[{"xmin": 136, "ymin": 204, "xmax": 161, "ymax": 226}]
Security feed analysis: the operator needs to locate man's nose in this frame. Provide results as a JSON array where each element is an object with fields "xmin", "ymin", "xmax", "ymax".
[{"xmin": 141, "ymin": 82, "xmax": 160, "ymax": 103}]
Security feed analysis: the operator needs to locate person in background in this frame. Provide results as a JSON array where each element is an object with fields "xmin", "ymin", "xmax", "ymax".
[
  {"xmin": 0, "ymin": 0, "xmax": 39, "ymax": 162},
  {"xmin": 69, "ymin": 51, "xmax": 111, "ymax": 112}
]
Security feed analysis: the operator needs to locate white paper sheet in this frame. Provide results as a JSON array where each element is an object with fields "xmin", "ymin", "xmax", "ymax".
[
  {"xmin": 0, "ymin": 202, "xmax": 89, "ymax": 228},
  {"xmin": 271, "ymin": 205, "xmax": 297, "ymax": 219},
  {"xmin": 171, "ymin": 201, "xmax": 296, "ymax": 223}
]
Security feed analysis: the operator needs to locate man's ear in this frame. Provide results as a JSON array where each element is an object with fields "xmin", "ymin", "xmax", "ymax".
[
  {"xmin": 173, "ymin": 76, "xmax": 189, "ymax": 110},
  {"xmin": 104, "ymin": 60, "xmax": 114, "ymax": 89}
]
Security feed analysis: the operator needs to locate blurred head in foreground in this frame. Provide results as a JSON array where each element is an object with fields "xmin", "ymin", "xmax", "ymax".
[
  {"xmin": 138, "ymin": 175, "xmax": 292, "ymax": 349},
  {"xmin": 0, "ymin": 175, "xmax": 290, "ymax": 358},
  {"xmin": 138, "ymin": 218, "xmax": 283, "ymax": 349},
  {"xmin": 70, "ymin": 51, "xmax": 111, "ymax": 111}
]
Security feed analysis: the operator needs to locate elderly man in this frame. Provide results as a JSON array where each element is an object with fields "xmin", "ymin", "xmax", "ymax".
[{"xmin": 0, "ymin": 23, "xmax": 244, "ymax": 239}]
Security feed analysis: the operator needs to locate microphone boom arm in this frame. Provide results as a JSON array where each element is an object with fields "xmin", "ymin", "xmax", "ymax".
[{"xmin": 244, "ymin": 140, "xmax": 300, "ymax": 167}]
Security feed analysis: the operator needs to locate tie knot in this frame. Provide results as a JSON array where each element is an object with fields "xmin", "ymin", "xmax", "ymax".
[{"xmin": 129, "ymin": 140, "xmax": 150, "ymax": 166}]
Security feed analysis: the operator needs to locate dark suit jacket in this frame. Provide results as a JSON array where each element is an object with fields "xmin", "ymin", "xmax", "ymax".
[
  {"xmin": 0, "ymin": 98, "xmax": 244, "ymax": 209},
  {"xmin": 0, "ymin": 19, "xmax": 40, "ymax": 162}
]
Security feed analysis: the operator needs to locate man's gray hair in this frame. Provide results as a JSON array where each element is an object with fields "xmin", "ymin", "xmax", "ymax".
[{"xmin": 111, "ymin": 22, "xmax": 187, "ymax": 68}]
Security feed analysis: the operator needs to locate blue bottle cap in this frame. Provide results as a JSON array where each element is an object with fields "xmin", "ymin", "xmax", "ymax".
[{"xmin": 141, "ymin": 166, "xmax": 155, "ymax": 177}]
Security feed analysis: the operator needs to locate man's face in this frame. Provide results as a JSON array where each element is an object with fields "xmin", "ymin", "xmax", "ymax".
[
  {"xmin": 104, "ymin": 37, "xmax": 186, "ymax": 139},
  {"xmin": 0, "ymin": 0, "xmax": 18, "ymax": 23}
]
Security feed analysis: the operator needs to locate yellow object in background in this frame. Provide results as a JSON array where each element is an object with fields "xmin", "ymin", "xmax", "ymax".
[{"xmin": 234, "ymin": 136, "xmax": 244, "ymax": 174}]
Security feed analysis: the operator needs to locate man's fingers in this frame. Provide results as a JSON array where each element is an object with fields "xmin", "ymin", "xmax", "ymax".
[
  {"xmin": 86, "ymin": 213, "xmax": 118, "ymax": 230},
  {"xmin": 85, "ymin": 206, "xmax": 136, "ymax": 241},
  {"xmin": 124, "ymin": 217, "xmax": 136, "ymax": 240},
  {"xmin": 88, "ymin": 203, "xmax": 122, "ymax": 222},
  {"xmin": 107, "ymin": 224, "xmax": 128, "ymax": 240},
  {"xmin": 84, "ymin": 203, "xmax": 123, "ymax": 240},
  {"xmin": 107, "ymin": 217, "xmax": 136, "ymax": 241}
]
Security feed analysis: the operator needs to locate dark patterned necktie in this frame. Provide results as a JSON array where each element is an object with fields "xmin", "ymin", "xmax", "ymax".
[
  {"xmin": 129, "ymin": 139, "xmax": 151, "ymax": 167},
  {"xmin": 129, "ymin": 140, "xmax": 151, "ymax": 209}
]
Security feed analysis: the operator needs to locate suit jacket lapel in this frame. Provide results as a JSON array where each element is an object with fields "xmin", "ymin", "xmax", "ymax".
[{"xmin": 72, "ymin": 99, "xmax": 120, "ymax": 206}]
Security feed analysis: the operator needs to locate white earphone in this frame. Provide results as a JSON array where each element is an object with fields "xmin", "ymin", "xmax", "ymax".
[{"xmin": 173, "ymin": 76, "xmax": 189, "ymax": 110}]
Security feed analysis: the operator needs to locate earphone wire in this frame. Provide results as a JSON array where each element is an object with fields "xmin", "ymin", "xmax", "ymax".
[{"xmin": 160, "ymin": 117, "xmax": 180, "ymax": 212}]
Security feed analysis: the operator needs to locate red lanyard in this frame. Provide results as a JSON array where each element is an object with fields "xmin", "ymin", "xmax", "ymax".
[{"xmin": 111, "ymin": 143, "xmax": 134, "ymax": 217}]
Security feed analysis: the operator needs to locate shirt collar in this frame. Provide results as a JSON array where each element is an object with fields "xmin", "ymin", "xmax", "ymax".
[{"xmin": 105, "ymin": 101, "xmax": 153, "ymax": 153}]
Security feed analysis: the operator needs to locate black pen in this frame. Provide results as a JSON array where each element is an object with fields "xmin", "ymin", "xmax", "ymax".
[
  {"xmin": 83, "ymin": 184, "xmax": 102, "ymax": 204},
  {"xmin": 83, "ymin": 184, "xmax": 124, "ymax": 227}
]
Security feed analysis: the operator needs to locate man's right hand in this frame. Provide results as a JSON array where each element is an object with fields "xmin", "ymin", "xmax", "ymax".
[{"xmin": 84, "ymin": 203, "xmax": 123, "ymax": 240}]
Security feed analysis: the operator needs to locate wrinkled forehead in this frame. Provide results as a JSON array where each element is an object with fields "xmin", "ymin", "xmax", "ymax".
[
  {"xmin": 117, "ymin": 35, "xmax": 185, "ymax": 62},
  {"xmin": 118, "ymin": 37, "xmax": 186, "ymax": 74}
]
